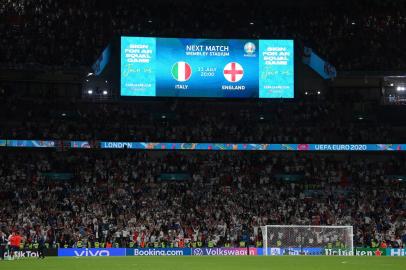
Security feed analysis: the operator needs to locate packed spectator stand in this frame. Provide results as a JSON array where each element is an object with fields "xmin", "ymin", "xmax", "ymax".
[
  {"xmin": 0, "ymin": 151, "xmax": 405, "ymax": 249},
  {"xmin": 1, "ymin": 0, "xmax": 406, "ymax": 71}
]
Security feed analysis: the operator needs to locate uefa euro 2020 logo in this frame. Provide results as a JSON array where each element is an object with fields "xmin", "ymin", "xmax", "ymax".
[{"xmin": 244, "ymin": 42, "xmax": 256, "ymax": 55}]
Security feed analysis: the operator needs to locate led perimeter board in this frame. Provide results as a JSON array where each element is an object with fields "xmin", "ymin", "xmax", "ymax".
[{"xmin": 120, "ymin": 37, "xmax": 294, "ymax": 98}]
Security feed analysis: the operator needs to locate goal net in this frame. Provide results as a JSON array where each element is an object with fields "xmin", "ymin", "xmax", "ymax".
[{"xmin": 261, "ymin": 225, "xmax": 353, "ymax": 256}]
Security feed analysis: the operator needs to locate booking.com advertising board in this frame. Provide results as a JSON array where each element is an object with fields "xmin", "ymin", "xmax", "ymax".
[
  {"xmin": 55, "ymin": 248, "xmax": 406, "ymax": 257},
  {"xmin": 120, "ymin": 36, "xmax": 294, "ymax": 98},
  {"xmin": 126, "ymin": 248, "xmax": 191, "ymax": 256}
]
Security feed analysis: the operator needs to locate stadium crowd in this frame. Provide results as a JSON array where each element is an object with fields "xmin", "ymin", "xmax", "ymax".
[
  {"xmin": 0, "ymin": 96, "xmax": 404, "ymax": 143},
  {"xmin": 0, "ymin": 151, "xmax": 405, "ymax": 249},
  {"xmin": 1, "ymin": 0, "xmax": 406, "ymax": 70}
]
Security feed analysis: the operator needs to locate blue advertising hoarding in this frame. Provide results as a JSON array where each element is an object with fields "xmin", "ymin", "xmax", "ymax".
[
  {"xmin": 1, "ymin": 139, "xmax": 406, "ymax": 152},
  {"xmin": 386, "ymin": 249, "xmax": 406, "ymax": 256},
  {"xmin": 100, "ymin": 142, "xmax": 406, "ymax": 152},
  {"xmin": 127, "ymin": 248, "xmax": 191, "ymax": 256},
  {"xmin": 58, "ymin": 248, "xmax": 126, "ymax": 257},
  {"xmin": 6, "ymin": 140, "xmax": 56, "ymax": 148},
  {"xmin": 303, "ymin": 47, "xmax": 336, "ymax": 79},
  {"xmin": 191, "ymin": 248, "xmax": 258, "ymax": 256},
  {"xmin": 92, "ymin": 44, "xmax": 112, "ymax": 76},
  {"xmin": 121, "ymin": 37, "xmax": 294, "ymax": 98},
  {"xmin": 259, "ymin": 247, "xmax": 323, "ymax": 256}
]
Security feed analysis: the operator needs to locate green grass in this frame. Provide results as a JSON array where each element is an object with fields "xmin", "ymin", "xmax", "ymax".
[{"xmin": 1, "ymin": 256, "xmax": 405, "ymax": 270}]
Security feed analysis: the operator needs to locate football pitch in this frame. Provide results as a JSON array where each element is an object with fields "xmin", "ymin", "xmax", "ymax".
[{"xmin": 1, "ymin": 256, "xmax": 405, "ymax": 270}]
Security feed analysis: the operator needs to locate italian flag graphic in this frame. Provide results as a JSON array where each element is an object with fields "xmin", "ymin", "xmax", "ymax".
[{"xmin": 171, "ymin": 62, "xmax": 192, "ymax": 82}]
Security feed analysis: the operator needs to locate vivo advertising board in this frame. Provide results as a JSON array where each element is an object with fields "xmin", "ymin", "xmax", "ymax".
[{"xmin": 57, "ymin": 248, "xmax": 126, "ymax": 257}]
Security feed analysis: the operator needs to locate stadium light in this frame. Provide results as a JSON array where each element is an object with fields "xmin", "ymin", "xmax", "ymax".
[
  {"xmin": 397, "ymin": 86, "xmax": 405, "ymax": 91},
  {"xmin": 103, "ymin": 90, "xmax": 108, "ymax": 95},
  {"xmin": 87, "ymin": 89, "xmax": 93, "ymax": 95}
]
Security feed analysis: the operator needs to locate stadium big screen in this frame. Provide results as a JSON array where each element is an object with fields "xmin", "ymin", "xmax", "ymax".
[{"xmin": 120, "ymin": 37, "xmax": 294, "ymax": 98}]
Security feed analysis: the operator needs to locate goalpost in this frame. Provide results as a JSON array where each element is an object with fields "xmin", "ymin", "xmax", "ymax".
[{"xmin": 261, "ymin": 225, "xmax": 354, "ymax": 256}]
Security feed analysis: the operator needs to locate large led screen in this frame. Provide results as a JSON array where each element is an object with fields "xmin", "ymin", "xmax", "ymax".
[{"xmin": 121, "ymin": 37, "xmax": 294, "ymax": 98}]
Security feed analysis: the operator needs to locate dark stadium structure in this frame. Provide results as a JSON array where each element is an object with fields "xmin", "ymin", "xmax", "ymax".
[{"xmin": 0, "ymin": 0, "xmax": 406, "ymax": 265}]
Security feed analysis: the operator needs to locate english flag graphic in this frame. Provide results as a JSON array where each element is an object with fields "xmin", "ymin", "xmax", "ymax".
[
  {"xmin": 171, "ymin": 61, "xmax": 192, "ymax": 82},
  {"xmin": 223, "ymin": 62, "xmax": 244, "ymax": 83}
]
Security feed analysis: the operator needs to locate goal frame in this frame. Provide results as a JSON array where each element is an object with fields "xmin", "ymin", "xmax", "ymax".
[{"xmin": 261, "ymin": 225, "xmax": 354, "ymax": 256}]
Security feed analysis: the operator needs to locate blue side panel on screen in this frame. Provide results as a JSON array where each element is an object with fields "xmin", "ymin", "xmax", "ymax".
[
  {"xmin": 259, "ymin": 40, "xmax": 294, "ymax": 98},
  {"xmin": 121, "ymin": 37, "xmax": 156, "ymax": 96}
]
